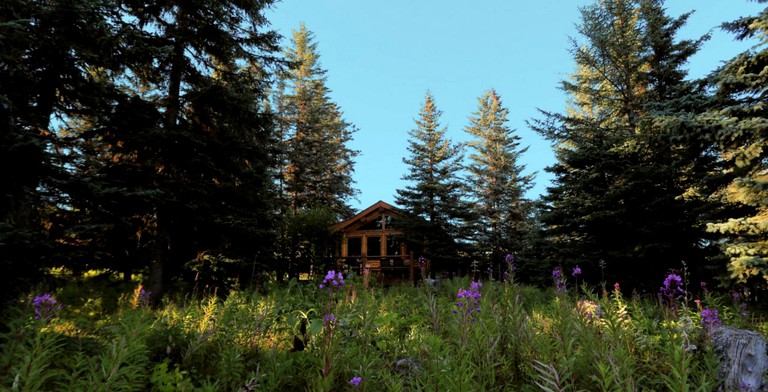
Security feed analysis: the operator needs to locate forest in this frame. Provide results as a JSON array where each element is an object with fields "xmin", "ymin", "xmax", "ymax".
[
  {"xmin": 1, "ymin": 0, "xmax": 767, "ymax": 303},
  {"xmin": 1, "ymin": 0, "xmax": 767, "ymax": 390}
]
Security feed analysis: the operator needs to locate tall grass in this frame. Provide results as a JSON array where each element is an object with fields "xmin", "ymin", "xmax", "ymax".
[{"xmin": 0, "ymin": 272, "xmax": 763, "ymax": 391}]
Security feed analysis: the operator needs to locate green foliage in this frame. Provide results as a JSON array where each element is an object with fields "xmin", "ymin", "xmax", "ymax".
[
  {"xmin": 395, "ymin": 92, "xmax": 476, "ymax": 274},
  {"xmin": 704, "ymin": 3, "xmax": 768, "ymax": 293},
  {"xmin": 532, "ymin": 0, "xmax": 718, "ymax": 290},
  {"xmin": 464, "ymin": 89, "xmax": 536, "ymax": 273},
  {"xmin": 1, "ymin": 0, "xmax": 283, "ymax": 304},
  {"xmin": 278, "ymin": 207, "xmax": 340, "ymax": 280},
  {"xmin": 150, "ymin": 360, "xmax": 195, "ymax": 392},
  {"xmin": 2, "ymin": 276, "xmax": 765, "ymax": 390},
  {"xmin": 274, "ymin": 24, "xmax": 360, "ymax": 219}
]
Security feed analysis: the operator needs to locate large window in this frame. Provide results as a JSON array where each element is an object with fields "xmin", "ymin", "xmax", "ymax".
[
  {"xmin": 347, "ymin": 237, "xmax": 362, "ymax": 256},
  {"xmin": 386, "ymin": 236, "xmax": 400, "ymax": 256},
  {"xmin": 367, "ymin": 236, "xmax": 381, "ymax": 257},
  {"xmin": 359, "ymin": 217, "xmax": 382, "ymax": 231}
]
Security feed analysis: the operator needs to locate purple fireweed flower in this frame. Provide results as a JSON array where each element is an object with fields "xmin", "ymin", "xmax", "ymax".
[
  {"xmin": 349, "ymin": 377, "xmax": 362, "ymax": 387},
  {"xmin": 320, "ymin": 270, "xmax": 344, "ymax": 292},
  {"xmin": 700, "ymin": 307, "xmax": 721, "ymax": 332},
  {"xmin": 659, "ymin": 273, "xmax": 685, "ymax": 311},
  {"xmin": 455, "ymin": 281, "xmax": 482, "ymax": 323},
  {"xmin": 323, "ymin": 313, "xmax": 336, "ymax": 327},
  {"xmin": 572, "ymin": 266, "xmax": 582, "ymax": 278},
  {"xmin": 32, "ymin": 294, "xmax": 60, "ymax": 321},
  {"xmin": 552, "ymin": 268, "xmax": 566, "ymax": 294},
  {"xmin": 502, "ymin": 254, "xmax": 516, "ymax": 283}
]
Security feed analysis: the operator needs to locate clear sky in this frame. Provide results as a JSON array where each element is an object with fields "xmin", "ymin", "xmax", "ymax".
[{"xmin": 266, "ymin": 1, "xmax": 765, "ymax": 213}]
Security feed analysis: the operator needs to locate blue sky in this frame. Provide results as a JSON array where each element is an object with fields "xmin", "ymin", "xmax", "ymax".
[{"xmin": 266, "ymin": 1, "xmax": 765, "ymax": 213}]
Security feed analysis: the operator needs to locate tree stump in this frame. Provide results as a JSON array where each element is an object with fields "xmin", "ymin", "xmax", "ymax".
[{"xmin": 713, "ymin": 326, "xmax": 768, "ymax": 391}]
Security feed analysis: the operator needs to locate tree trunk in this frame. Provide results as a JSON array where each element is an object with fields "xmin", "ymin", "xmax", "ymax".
[
  {"xmin": 147, "ymin": 234, "xmax": 167, "ymax": 305},
  {"xmin": 713, "ymin": 326, "xmax": 768, "ymax": 391}
]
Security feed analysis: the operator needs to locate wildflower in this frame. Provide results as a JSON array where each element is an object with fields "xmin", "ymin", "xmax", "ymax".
[
  {"xmin": 552, "ymin": 268, "xmax": 566, "ymax": 294},
  {"xmin": 572, "ymin": 266, "xmax": 582, "ymax": 278},
  {"xmin": 323, "ymin": 313, "xmax": 336, "ymax": 327},
  {"xmin": 614, "ymin": 282, "xmax": 620, "ymax": 292},
  {"xmin": 139, "ymin": 289, "xmax": 151, "ymax": 306},
  {"xmin": 349, "ymin": 377, "xmax": 362, "ymax": 387},
  {"xmin": 320, "ymin": 270, "xmax": 344, "ymax": 292},
  {"xmin": 455, "ymin": 281, "xmax": 482, "ymax": 323},
  {"xmin": 32, "ymin": 294, "xmax": 60, "ymax": 321},
  {"xmin": 502, "ymin": 254, "xmax": 516, "ymax": 283},
  {"xmin": 659, "ymin": 273, "xmax": 685, "ymax": 311},
  {"xmin": 418, "ymin": 256, "xmax": 428, "ymax": 280},
  {"xmin": 700, "ymin": 308, "xmax": 721, "ymax": 332}
]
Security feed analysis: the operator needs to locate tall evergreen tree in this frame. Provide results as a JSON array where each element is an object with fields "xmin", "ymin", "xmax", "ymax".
[
  {"xmin": 276, "ymin": 24, "xmax": 359, "ymax": 219},
  {"xmin": 465, "ymin": 89, "xmax": 534, "ymax": 273},
  {"xmin": 0, "ymin": 0, "xmax": 123, "ymax": 309},
  {"xmin": 59, "ymin": 0, "xmax": 283, "ymax": 298},
  {"xmin": 705, "ymin": 2, "xmax": 768, "ymax": 290},
  {"xmin": 395, "ymin": 92, "xmax": 474, "ymax": 275},
  {"xmin": 532, "ymin": 0, "xmax": 712, "ymax": 288}
]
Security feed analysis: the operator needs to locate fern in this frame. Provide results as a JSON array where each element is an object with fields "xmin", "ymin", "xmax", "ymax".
[{"xmin": 531, "ymin": 360, "xmax": 568, "ymax": 392}]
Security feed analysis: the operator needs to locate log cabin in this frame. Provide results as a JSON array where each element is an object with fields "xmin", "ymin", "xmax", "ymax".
[{"xmin": 330, "ymin": 201, "xmax": 418, "ymax": 284}]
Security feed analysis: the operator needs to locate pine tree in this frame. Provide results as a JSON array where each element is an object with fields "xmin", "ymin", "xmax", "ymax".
[
  {"xmin": 395, "ymin": 92, "xmax": 474, "ymax": 275},
  {"xmin": 705, "ymin": 2, "xmax": 768, "ymax": 290},
  {"xmin": 532, "ymin": 0, "xmax": 712, "ymax": 288},
  {"xmin": 277, "ymin": 24, "xmax": 359, "ymax": 219},
  {"xmin": 464, "ymin": 89, "xmax": 534, "ymax": 273}
]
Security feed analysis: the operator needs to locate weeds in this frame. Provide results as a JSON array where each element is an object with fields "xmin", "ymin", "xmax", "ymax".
[{"xmin": 0, "ymin": 273, "xmax": 763, "ymax": 390}]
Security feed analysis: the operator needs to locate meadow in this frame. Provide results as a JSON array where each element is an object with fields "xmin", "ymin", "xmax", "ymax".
[{"xmin": 2, "ymin": 268, "xmax": 765, "ymax": 391}]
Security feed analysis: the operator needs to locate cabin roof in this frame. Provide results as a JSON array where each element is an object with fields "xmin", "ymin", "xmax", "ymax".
[{"xmin": 330, "ymin": 200, "xmax": 405, "ymax": 233}]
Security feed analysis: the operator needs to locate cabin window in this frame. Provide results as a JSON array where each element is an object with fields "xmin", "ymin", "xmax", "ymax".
[
  {"xmin": 358, "ymin": 216, "xmax": 382, "ymax": 231},
  {"xmin": 384, "ymin": 215, "xmax": 395, "ymax": 229},
  {"xmin": 347, "ymin": 237, "xmax": 362, "ymax": 256},
  {"xmin": 367, "ymin": 236, "xmax": 382, "ymax": 257},
  {"xmin": 386, "ymin": 236, "xmax": 400, "ymax": 255}
]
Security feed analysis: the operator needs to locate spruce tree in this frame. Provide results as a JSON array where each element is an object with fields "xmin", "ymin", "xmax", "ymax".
[
  {"xmin": 276, "ymin": 24, "xmax": 359, "ymax": 219},
  {"xmin": 395, "ymin": 92, "xmax": 474, "ymax": 275},
  {"xmin": 61, "ymin": 0, "xmax": 283, "ymax": 297},
  {"xmin": 705, "ymin": 2, "xmax": 768, "ymax": 290},
  {"xmin": 532, "ymin": 0, "xmax": 712, "ymax": 288},
  {"xmin": 465, "ymin": 89, "xmax": 534, "ymax": 274},
  {"xmin": 0, "ymin": 0, "xmax": 124, "ymax": 307}
]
